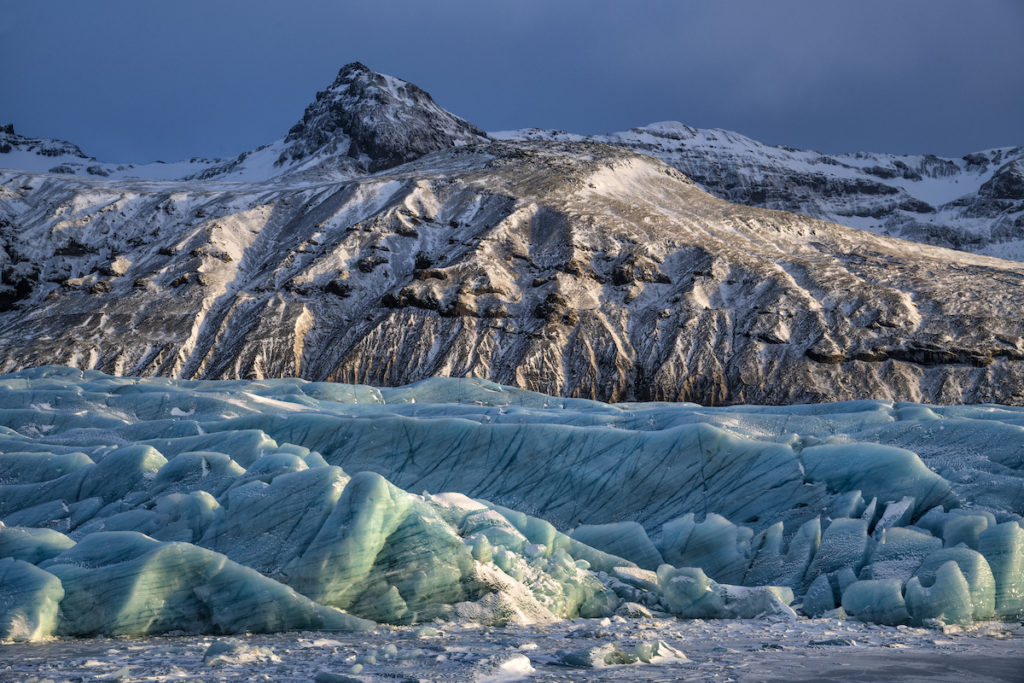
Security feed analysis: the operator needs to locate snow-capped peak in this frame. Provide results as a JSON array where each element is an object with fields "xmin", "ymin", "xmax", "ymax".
[{"xmin": 277, "ymin": 62, "xmax": 488, "ymax": 172}]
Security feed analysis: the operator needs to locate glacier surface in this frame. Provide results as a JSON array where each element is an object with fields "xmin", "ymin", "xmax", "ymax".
[{"xmin": 0, "ymin": 367, "xmax": 1022, "ymax": 640}]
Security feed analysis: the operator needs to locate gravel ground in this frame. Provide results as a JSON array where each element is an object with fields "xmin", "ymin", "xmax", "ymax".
[{"xmin": 1, "ymin": 617, "xmax": 1022, "ymax": 682}]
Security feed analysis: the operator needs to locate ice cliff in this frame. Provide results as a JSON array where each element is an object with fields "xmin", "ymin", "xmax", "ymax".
[{"xmin": 0, "ymin": 368, "xmax": 1021, "ymax": 640}]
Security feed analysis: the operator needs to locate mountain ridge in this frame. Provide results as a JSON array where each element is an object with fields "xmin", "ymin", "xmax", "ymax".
[
  {"xmin": 497, "ymin": 123, "xmax": 1024, "ymax": 260},
  {"xmin": 2, "ymin": 64, "xmax": 1024, "ymax": 404}
]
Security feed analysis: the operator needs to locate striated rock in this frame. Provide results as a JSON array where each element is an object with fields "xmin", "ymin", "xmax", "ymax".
[{"xmin": 2, "ymin": 141, "xmax": 1024, "ymax": 405}]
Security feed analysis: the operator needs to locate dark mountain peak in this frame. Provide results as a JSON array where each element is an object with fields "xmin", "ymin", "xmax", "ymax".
[
  {"xmin": 336, "ymin": 61, "xmax": 371, "ymax": 78},
  {"xmin": 280, "ymin": 63, "xmax": 488, "ymax": 171},
  {"xmin": 0, "ymin": 125, "xmax": 90, "ymax": 160}
]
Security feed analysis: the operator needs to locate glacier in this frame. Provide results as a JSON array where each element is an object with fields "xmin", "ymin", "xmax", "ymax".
[{"xmin": 0, "ymin": 366, "xmax": 1022, "ymax": 641}]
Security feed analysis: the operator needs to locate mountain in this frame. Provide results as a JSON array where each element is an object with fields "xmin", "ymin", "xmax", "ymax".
[
  {"xmin": 497, "ymin": 124, "xmax": 1024, "ymax": 261},
  {"xmin": 0, "ymin": 123, "xmax": 97, "ymax": 173},
  {"xmin": 3, "ymin": 139, "xmax": 1024, "ymax": 404},
  {"xmin": 278, "ymin": 61, "xmax": 488, "ymax": 170},
  {"xmin": 6, "ymin": 69, "xmax": 1021, "ymax": 261},
  {"xmin": 0, "ymin": 63, "xmax": 487, "ymax": 183},
  {"xmin": 2, "ymin": 65, "xmax": 1024, "ymax": 404}
]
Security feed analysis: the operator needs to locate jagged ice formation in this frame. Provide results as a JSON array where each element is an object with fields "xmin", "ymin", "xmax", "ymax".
[{"xmin": 0, "ymin": 368, "xmax": 1022, "ymax": 640}]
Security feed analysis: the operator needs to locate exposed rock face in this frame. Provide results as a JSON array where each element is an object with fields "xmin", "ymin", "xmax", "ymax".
[
  {"xmin": 980, "ymin": 161, "xmax": 1024, "ymax": 200},
  {"xmin": 279, "ymin": 62, "xmax": 489, "ymax": 171},
  {"xmin": 0, "ymin": 125, "xmax": 87, "ymax": 160},
  {"xmin": 499, "ymin": 123, "xmax": 1024, "ymax": 261},
  {"xmin": 2, "ymin": 140, "xmax": 1024, "ymax": 405}
]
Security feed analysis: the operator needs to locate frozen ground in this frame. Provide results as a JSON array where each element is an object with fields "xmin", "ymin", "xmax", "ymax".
[{"xmin": 1, "ymin": 618, "xmax": 1021, "ymax": 682}]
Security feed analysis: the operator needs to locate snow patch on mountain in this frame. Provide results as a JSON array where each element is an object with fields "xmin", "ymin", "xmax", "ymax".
[{"xmin": 495, "ymin": 123, "xmax": 1024, "ymax": 259}]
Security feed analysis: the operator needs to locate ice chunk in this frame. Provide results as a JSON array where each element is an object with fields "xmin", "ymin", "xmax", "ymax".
[
  {"xmin": 872, "ymin": 496, "xmax": 915, "ymax": 536},
  {"xmin": 841, "ymin": 579, "xmax": 910, "ymax": 625},
  {"xmin": 148, "ymin": 491, "xmax": 220, "ymax": 543},
  {"xmin": 612, "ymin": 565, "xmax": 659, "ymax": 592},
  {"xmin": 203, "ymin": 638, "xmax": 280, "ymax": 666},
  {"xmin": 202, "ymin": 466, "xmax": 348, "ymax": 575},
  {"xmin": 615, "ymin": 601, "xmax": 654, "ymax": 618},
  {"xmin": 79, "ymin": 444, "xmax": 167, "ymax": 503},
  {"xmin": 977, "ymin": 522, "xmax": 1024, "ymax": 619},
  {"xmin": 555, "ymin": 642, "xmax": 638, "ymax": 668},
  {"xmin": 943, "ymin": 514, "xmax": 989, "ymax": 550},
  {"xmin": 658, "ymin": 513, "xmax": 753, "ymax": 584},
  {"xmin": 0, "ymin": 557, "xmax": 63, "ymax": 641},
  {"xmin": 828, "ymin": 490, "xmax": 865, "ymax": 519},
  {"xmin": 41, "ymin": 531, "xmax": 372, "ymax": 636},
  {"xmin": 906, "ymin": 560, "xmax": 974, "ymax": 625},
  {"xmin": 636, "ymin": 639, "xmax": 687, "ymax": 663},
  {"xmin": 452, "ymin": 563, "xmax": 557, "ymax": 626},
  {"xmin": 802, "ymin": 573, "xmax": 837, "ymax": 617},
  {"xmin": 806, "ymin": 518, "xmax": 869, "ymax": 581},
  {"xmin": 570, "ymin": 521, "xmax": 663, "ymax": 570},
  {"xmin": 656, "ymin": 565, "xmax": 794, "ymax": 619},
  {"xmin": 232, "ymin": 452, "xmax": 309, "ymax": 486},
  {"xmin": 150, "ymin": 450, "xmax": 245, "ymax": 498},
  {"xmin": 474, "ymin": 652, "xmax": 535, "ymax": 681},
  {"xmin": 912, "ymin": 547, "xmax": 996, "ymax": 620},
  {"xmin": 860, "ymin": 526, "xmax": 941, "ymax": 581},
  {"xmin": 141, "ymin": 430, "xmax": 278, "ymax": 467},
  {"xmin": 0, "ymin": 451, "xmax": 93, "ymax": 483},
  {"xmin": 344, "ymin": 500, "xmax": 478, "ymax": 623},
  {"xmin": 801, "ymin": 443, "xmax": 953, "ymax": 518},
  {"xmin": 777, "ymin": 517, "xmax": 821, "ymax": 588},
  {"xmin": 284, "ymin": 471, "xmax": 414, "ymax": 611},
  {"xmin": 744, "ymin": 521, "xmax": 784, "ymax": 585},
  {"xmin": 470, "ymin": 535, "xmax": 492, "ymax": 564},
  {"xmin": 0, "ymin": 525, "xmax": 75, "ymax": 564},
  {"xmin": 87, "ymin": 490, "xmax": 221, "ymax": 543}
]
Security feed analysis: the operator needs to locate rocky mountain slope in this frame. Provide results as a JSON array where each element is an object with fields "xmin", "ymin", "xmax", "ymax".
[
  {"xmin": 498, "ymin": 124, "xmax": 1024, "ymax": 261},
  {"xmin": 2, "ymin": 65, "xmax": 1024, "ymax": 404}
]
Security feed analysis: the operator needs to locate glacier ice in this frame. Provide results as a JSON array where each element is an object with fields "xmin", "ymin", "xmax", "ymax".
[
  {"xmin": 0, "ymin": 557, "xmax": 63, "ymax": 641},
  {"xmin": 0, "ymin": 367, "xmax": 1023, "ymax": 639},
  {"xmin": 41, "ymin": 531, "xmax": 373, "ymax": 636}
]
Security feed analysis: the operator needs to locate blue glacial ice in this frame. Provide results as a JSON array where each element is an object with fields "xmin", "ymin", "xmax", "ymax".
[{"xmin": 0, "ymin": 366, "xmax": 1022, "ymax": 639}]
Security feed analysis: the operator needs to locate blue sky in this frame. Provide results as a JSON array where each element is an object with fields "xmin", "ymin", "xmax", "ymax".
[{"xmin": 2, "ymin": 1, "xmax": 1022, "ymax": 162}]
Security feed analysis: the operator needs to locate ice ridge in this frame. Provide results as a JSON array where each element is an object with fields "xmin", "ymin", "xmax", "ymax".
[{"xmin": 0, "ymin": 368, "xmax": 1022, "ymax": 640}]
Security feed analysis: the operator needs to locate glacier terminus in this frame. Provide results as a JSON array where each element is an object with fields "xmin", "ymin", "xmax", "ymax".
[{"xmin": 1, "ymin": 61, "xmax": 1023, "ymax": 679}]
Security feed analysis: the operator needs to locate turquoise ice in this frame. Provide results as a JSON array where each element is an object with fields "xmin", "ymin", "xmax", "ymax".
[{"xmin": 0, "ymin": 367, "xmax": 1022, "ymax": 638}]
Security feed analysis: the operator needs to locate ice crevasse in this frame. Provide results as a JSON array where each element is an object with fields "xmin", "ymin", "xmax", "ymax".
[{"xmin": 0, "ymin": 366, "xmax": 1021, "ymax": 640}]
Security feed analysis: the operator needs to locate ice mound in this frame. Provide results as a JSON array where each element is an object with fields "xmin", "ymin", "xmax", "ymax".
[{"xmin": 0, "ymin": 367, "xmax": 1022, "ymax": 639}]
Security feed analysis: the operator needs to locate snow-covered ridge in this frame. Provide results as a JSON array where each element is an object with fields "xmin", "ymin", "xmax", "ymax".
[
  {"xmin": 3, "ymin": 64, "xmax": 1024, "ymax": 405},
  {"xmin": 5, "ymin": 63, "xmax": 1021, "ymax": 258},
  {"xmin": 3, "ymin": 141, "xmax": 1024, "ymax": 405},
  {"xmin": 495, "ymin": 122, "xmax": 1024, "ymax": 260},
  {"xmin": 1, "ymin": 368, "xmax": 1021, "ymax": 640}
]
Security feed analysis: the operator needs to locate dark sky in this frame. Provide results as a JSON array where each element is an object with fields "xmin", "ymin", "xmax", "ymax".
[{"xmin": 2, "ymin": 1, "xmax": 1022, "ymax": 163}]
